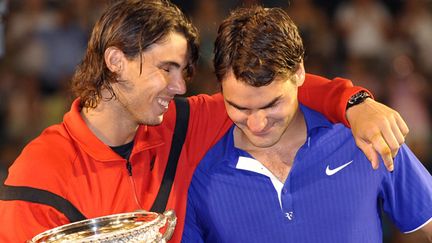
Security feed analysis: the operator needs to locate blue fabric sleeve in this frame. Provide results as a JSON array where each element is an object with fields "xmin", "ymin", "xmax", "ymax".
[{"xmin": 381, "ymin": 144, "xmax": 432, "ymax": 232}]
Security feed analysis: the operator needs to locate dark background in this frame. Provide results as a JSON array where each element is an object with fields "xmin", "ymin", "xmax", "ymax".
[{"xmin": 0, "ymin": 1, "xmax": 431, "ymax": 242}]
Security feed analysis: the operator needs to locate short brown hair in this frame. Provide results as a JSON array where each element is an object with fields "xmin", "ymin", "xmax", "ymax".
[
  {"xmin": 214, "ymin": 6, "xmax": 304, "ymax": 87},
  {"xmin": 72, "ymin": 0, "xmax": 199, "ymax": 108}
]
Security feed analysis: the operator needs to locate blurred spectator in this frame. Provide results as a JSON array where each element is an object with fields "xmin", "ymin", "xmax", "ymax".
[
  {"xmin": 4, "ymin": 74, "xmax": 40, "ymax": 143},
  {"xmin": 74, "ymin": 0, "xmax": 107, "ymax": 34},
  {"xmin": 334, "ymin": 0, "xmax": 392, "ymax": 61},
  {"xmin": 0, "ymin": 66, "xmax": 13, "ymax": 143},
  {"xmin": 0, "ymin": 0, "xmax": 7, "ymax": 58},
  {"xmin": 7, "ymin": 0, "xmax": 56, "ymax": 45},
  {"xmin": 185, "ymin": 0, "xmax": 224, "ymax": 96},
  {"xmin": 35, "ymin": 1, "xmax": 87, "ymax": 94},
  {"xmin": 286, "ymin": 0, "xmax": 337, "ymax": 76},
  {"xmin": 192, "ymin": 0, "xmax": 221, "ymax": 72},
  {"xmin": 8, "ymin": 0, "xmax": 56, "ymax": 77},
  {"xmin": 8, "ymin": 1, "xmax": 90, "ymax": 95},
  {"xmin": 386, "ymin": 54, "xmax": 431, "ymax": 164},
  {"xmin": 344, "ymin": 57, "xmax": 386, "ymax": 101},
  {"xmin": 398, "ymin": 0, "xmax": 432, "ymax": 78}
]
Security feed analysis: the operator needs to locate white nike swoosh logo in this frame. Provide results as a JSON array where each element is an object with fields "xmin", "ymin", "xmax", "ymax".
[{"xmin": 325, "ymin": 160, "xmax": 353, "ymax": 176}]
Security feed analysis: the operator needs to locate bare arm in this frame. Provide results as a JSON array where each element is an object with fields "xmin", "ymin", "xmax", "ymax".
[
  {"xmin": 419, "ymin": 220, "xmax": 432, "ymax": 242},
  {"xmin": 346, "ymin": 98, "xmax": 409, "ymax": 171},
  {"xmin": 400, "ymin": 220, "xmax": 432, "ymax": 243}
]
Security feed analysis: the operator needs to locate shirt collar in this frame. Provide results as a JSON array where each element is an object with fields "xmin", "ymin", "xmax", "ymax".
[
  {"xmin": 299, "ymin": 103, "xmax": 332, "ymax": 134},
  {"xmin": 225, "ymin": 103, "xmax": 333, "ymax": 168},
  {"xmin": 63, "ymin": 98, "xmax": 164, "ymax": 162}
]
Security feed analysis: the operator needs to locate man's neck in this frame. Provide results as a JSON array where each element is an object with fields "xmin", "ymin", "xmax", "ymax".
[
  {"xmin": 81, "ymin": 100, "xmax": 138, "ymax": 147},
  {"xmin": 235, "ymin": 108, "xmax": 307, "ymax": 182}
]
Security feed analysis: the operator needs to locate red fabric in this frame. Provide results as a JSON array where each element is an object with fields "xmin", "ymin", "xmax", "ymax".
[
  {"xmin": 299, "ymin": 74, "xmax": 371, "ymax": 126},
  {"xmin": 0, "ymin": 74, "xmax": 367, "ymax": 243}
]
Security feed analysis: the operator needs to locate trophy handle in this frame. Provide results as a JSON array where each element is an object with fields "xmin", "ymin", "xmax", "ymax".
[{"xmin": 161, "ymin": 210, "xmax": 177, "ymax": 242}]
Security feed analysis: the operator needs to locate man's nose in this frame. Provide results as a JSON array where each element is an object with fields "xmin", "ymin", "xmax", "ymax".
[
  {"xmin": 247, "ymin": 110, "xmax": 268, "ymax": 133},
  {"xmin": 167, "ymin": 74, "xmax": 186, "ymax": 95}
]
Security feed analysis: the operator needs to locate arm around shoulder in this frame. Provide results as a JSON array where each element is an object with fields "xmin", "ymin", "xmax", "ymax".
[
  {"xmin": 298, "ymin": 73, "xmax": 368, "ymax": 125},
  {"xmin": 299, "ymin": 73, "xmax": 410, "ymax": 172}
]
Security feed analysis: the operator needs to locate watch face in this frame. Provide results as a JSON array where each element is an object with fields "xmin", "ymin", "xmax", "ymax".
[{"xmin": 347, "ymin": 91, "xmax": 370, "ymax": 108}]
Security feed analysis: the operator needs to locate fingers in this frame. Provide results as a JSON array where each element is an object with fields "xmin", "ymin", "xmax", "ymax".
[
  {"xmin": 391, "ymin": 120, "xmax": 405, "ymax": 146},
  {"xmin": 371, "ymin": 111, "xmax": 407, "ymax": 160},
  {"xmin": 380, "ymin": 119, "xmax": 402, "ymax": 158},
  {"xmin": 387, "ymin": 112, "xmax": 408, "ymax": 158},
  {"xmin": 370, "ymin": 133, "xmax": 394, "ymax": 171},
  {"xmin": 347, "ymin": 99, "xmax": 409, "ymax": 172},
  {"xmin": 356, "ymin": 133, "xmax": 394, "ymax": 171},
  {"xmin": 390, "ymin": 117, "xmax": 405, "ymax": 159},
  {"xmin": 395, "ymin": 112, "xmax": 409, "ymax": 138},
  {"xmin": 355, "ymin": 139, "xmax": 379, "ymax": 170}
]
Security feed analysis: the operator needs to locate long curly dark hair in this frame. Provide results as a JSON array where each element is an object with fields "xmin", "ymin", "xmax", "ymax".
[{"xmin": 71, "ymin": 0, "xmax": 199, "ymax": 108}]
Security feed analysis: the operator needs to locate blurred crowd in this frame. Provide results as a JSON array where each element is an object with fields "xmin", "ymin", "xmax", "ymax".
[{"xmin": 0, "ymin": 0, "xmax": 431, "ymax": 242}]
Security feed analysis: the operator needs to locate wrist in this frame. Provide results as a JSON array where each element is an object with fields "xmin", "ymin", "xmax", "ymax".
[{"xmin": 346, "ymin": 91, "xmax": 372, "ymax": 110}]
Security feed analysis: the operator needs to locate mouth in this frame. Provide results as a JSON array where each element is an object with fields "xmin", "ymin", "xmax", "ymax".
[
  {"xmin": 250, "ymin": 130, "xmax": 270, "ymax": 137},
  {"xmin": 157, "ymin": 97, "xmax": 171, "ymax": 109}
]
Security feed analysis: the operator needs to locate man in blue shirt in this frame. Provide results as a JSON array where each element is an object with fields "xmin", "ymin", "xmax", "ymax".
[{"xmin": 183, "ymin": 6, "xmax": 432, "ymax": 243}]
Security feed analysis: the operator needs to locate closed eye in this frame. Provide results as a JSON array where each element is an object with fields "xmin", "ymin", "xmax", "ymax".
[
  {"xmin": 235, "ymin": 106, "xmax": 249, "ymax": 111},
  {"xmin": 228, "ymin": 101, "xmax": 248, "ymax": 111},
  {"xmin": 226, "ymin": 96, "xmax": 282, "ymax": 111},
  {"xmin": 159, "ymin": 61, "xmax": 181, "ymax": 74},
  {"xmin": 261, "ymin": 97, "xmax": 281, "ymax": 110}
]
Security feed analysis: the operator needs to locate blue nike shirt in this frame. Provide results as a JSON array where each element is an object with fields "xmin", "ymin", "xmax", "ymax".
[{"xmin": 183, "ymin": 105, "xmax": 432, "ymax": 243}]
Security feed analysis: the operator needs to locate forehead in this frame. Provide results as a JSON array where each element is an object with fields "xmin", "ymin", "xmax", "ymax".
[{"xmin": 143, "ymin": 32, "xmax": 188, "ymax": 66}]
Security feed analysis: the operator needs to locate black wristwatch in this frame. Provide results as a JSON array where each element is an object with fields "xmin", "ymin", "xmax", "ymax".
[{"xmin": 346, "ymin": 91, "xmax": 371, "ymax": 109}]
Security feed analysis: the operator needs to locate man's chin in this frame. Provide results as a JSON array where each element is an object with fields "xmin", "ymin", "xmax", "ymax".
[
  {"xmin": 249, "ymin": 141, "xmax": 277, "ymax": 148},
  {"xmin": 140, "ymin": 115, "xmax": 164, "ymax": 126},
  {"xmin": 246, "ymin": 135, "xmax": 279, "ymax": 148}
]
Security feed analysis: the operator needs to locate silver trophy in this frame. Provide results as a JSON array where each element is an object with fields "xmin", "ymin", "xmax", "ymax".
[{"xmin": 28, "ymin": 210, "xmax": 176, "ymax": 243}]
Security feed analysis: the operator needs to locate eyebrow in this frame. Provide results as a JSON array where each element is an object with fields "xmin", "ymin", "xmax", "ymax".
[{"xmin": 226, "ymin": 95, "xmax": 282, "ymax": 110}]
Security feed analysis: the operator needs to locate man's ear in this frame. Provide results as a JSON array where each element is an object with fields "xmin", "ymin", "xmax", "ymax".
[
  {"xmin": 294, "ymin": 62, "xmax": 305, "ymax": 87},
  {"xmin": 104, "ymin": 47, "xmax": 124, "ymax": 74}
]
